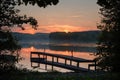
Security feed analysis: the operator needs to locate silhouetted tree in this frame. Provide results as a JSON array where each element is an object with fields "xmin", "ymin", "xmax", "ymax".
[
  {"xmin": 0, "ymin": 0, "xmax": 59, "ymax": 72},
  {"xmin": 95, "ymin": 0, "xmax": 120, "ymax": 72},
  {"xmin": 20, "ymin": 0, "xmax": 59, "ymax": 8},
  {"xmin": 0, "ymin": 0, "xmax": 38, "ymax": 30},
  {"xmin": 0, "ymin": 31, "xmax": 21, "ymax": 72},
  {"xmin": 0, "ymin": 0, "xmax": 38, "ymax": 72}
]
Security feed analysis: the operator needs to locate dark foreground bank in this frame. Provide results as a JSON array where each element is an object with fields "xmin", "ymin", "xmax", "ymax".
[{"xmin": 0, "ymin": 68, "xmax": 120, "ymax": 80}]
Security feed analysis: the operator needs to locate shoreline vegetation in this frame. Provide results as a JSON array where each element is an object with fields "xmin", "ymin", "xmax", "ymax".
[{"xmin": 1, "ymin": 68, "xmax": 120, "ymax": 80}]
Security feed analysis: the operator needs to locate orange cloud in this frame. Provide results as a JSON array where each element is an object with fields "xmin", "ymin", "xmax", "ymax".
[
  {"xmin": 12, "ymin": 24, "xmax": 97, "ymax": 34},
  {"xmin": 36, "ymin": 24, "xmax": 97, "ymax": 33}
]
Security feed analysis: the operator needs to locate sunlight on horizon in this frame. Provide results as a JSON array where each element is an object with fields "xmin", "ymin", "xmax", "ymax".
[
  {"xmin": 12, "ymin": 24, "xmax": 98, "ymax": 34},
  {"xmin": 64, "ymin": 29, "xmax": 69, "ymax": 33},
  {"xmin": 13, "ymin": 0, "xmax": 99, "ymax": 34}
]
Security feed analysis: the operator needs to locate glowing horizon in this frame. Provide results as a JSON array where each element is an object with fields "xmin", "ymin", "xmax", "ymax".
[
  {"xmin": 12, "ymin": 24, "xmax": 98, "ymax": 34},
  {"xmin": 13, "ymin": 0, "xmax": 100, "ymax": 34}
]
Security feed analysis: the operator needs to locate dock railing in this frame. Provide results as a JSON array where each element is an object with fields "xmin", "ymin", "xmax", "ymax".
[{"xmin": 30, "ymin": 52, "xmax": 97, "ymax": 72}]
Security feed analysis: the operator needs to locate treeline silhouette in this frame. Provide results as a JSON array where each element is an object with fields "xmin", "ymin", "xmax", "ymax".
[
  {"xmin": 49, "ymin": 31, "xmax": 100, "ymax": 43},
  {"xmin": 12, "ymin": 32, "xmax": 49, "ymax": 42}
]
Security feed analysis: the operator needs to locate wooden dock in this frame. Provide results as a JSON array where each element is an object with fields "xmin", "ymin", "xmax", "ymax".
[{"xmin": 30, "ymin": 52, "xmax": 96, "ymax": 72}]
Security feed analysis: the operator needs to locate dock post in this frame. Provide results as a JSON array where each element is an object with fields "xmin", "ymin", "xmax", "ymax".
[
  {"xmin": 71, "ymin": 50, "xmax": 73, "ymax": 57},
  {"xmin": 38, "ymin": 63, "xmax": 40, "ymax": 67},
  {"xmin": 52, "ymin": 65, "xmax": 53, "ymax": 71},
  {"xmin": 31, "ymin": 62, "xmax": 33, "ymax": 67},
  {"xmin": 77, "ymin": 62, "xmax": 79, "ymax": 67},
  {"xmin": 38, "ymin": 54, "xmax": 40, "ymax": 58},
  {"xmin": 65, "ymin": 59, "xmax": 67, "ymax": 65},
  {"xmin": 43, "ymin": 48, "xmax": 45, "ymax": 58},
  {"xmin": 88, "ymin": 65, "xmax": 90, "ymax": 70},
  {"xmin": 45, "ymin": 55, "xmax": 47, "ymax": 60},
  {"xmin": 57, "ymin": 57, "xmax": 58, "ymax": 63},
  {"xmin": 70, "ymin": 60, "xmax": 72, "ymax": 65},
  {"xmin": 45, "ymin": 64, "xmax": 47, "ymax": 70},
  {"xmin": 52, "ymin": 56, "xmax": 54, "ymax": 63},
  {"xmin": 45, "ymin": 54, "xmax": 47, "ymax": 70},
  {"xmin": 95, "ymin": 61, "xmax": 97, "ymax": 71},
  {"xmin": 52, "ymin": 56, "xmax": 54, "ymax": 71},
  {"xmin": 38, "ymin": 54, "xmax": 40, "ymax": 67}
]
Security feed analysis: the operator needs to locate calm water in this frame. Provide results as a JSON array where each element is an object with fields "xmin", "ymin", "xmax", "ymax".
[{"xmin": 17, "ymin": 41, "xmax": 96, "ymax": 72}]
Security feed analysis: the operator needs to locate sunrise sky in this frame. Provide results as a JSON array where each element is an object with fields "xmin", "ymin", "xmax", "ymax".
[{"xmin": 12, "ymin": 0, "xmax": 100, "ymax": 34}]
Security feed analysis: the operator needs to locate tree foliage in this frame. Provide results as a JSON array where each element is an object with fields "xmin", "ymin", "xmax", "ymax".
[
  {"xmin": 0, "ymin": 0, "xmax": 38, "ymax": 30},
  {"xmin": 21, "ymin": 0, "xmax": 59, "ymax": 8},
  {"xmin": 0, "ymin": 0, "xmax": 59, "ymax": 72},
  {"xmin": 0, "ymin": 0, "xmax": 37, "ymax": 72},
  {"xmin": 0, "ymin": 31, "xmax": 21, "ymax": 72},
  {"xmin": 95, "ymin": 0, "xmax": 120, "ymax": 72}
]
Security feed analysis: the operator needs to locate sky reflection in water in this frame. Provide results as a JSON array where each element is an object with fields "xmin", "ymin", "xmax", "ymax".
[{"xmin": 17, "ymin": 43, "xmax": 96, "ymax": 72}]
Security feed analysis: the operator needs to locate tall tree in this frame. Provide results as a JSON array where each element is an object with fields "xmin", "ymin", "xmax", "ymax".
[
  {"xmin": 0, "ymin": 0, "xmax": 38, "ymax": 72},
  {"xmin": 95, "ymin": 0, "xmax": 120, "ymax": 72},
  {"xmin": 0, "ymin": 0, "xmax": 59, "ymax": 72},
  {"xmin": 0, "ymin": 0, "xmax": 59, "ymax": 51}
]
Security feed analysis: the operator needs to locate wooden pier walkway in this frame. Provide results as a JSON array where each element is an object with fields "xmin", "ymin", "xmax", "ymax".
[{"xmin": 30, "ymin": 52, "xmax": 96, "ymax": 72}]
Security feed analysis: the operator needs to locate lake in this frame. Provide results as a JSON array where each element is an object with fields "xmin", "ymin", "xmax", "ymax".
[{"xmin": 16, "ymin": 41, "xmax": 96, "ymax": 72}]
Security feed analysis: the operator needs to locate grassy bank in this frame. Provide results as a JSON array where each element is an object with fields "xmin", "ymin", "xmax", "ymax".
[{"xmin": 0, "ymin": 69, "xmax": 120, "ymax": 80}]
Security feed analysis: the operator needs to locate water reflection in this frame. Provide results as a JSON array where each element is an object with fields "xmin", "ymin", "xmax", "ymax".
[
  {"xmin": 19, "ymin": 41, "xmax": 96, "ymax": 53},
  {"xmin": 17, "ymin": 42, "xmax": 96, "ymax": 72},
  {"xmin": 49, "ymin": 45, "xmax": 96, "ymax": 52}
]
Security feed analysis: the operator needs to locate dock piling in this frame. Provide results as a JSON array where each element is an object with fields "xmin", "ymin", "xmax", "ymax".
[{"xmin": 30, "ymin": 52, "xmax": 96, "ymax": 72}]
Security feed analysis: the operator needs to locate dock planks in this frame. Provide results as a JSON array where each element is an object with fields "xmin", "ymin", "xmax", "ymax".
[{"xmin": 30, "ymin": 52, "xmax": 96, "ymax": 72}]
